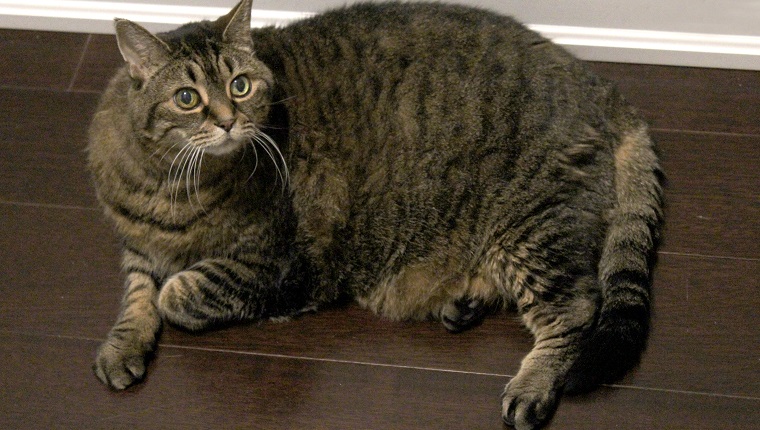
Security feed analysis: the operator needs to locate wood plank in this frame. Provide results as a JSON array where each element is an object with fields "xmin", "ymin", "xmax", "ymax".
[
  {"xmin": 1, "ymin": 333, "xmax": 758, "ymax": 430},
  {"xmin": 0, "ymin": 29, "xmax": 88, "ymax": 90},
  {"xmin": 0, "ymin": 88, "xmax": 100, "ymax": 208},
  {"xmin": 655, "ymin": 131, "xmax": 759, "ymax": 199},
  {"xmin": 0, "ymin": 205, "xmax": 122, "ymax": 336},
  {"xmin": 630, "ymin": 254, "xmax": 760, "ymax": 397},
  {"xmin": 655, "ymin": 131, "xmax": 760, "ymax": 258},
  {"xmin": 589, "ymin": 62, "xmax": 760, "ymax": 135},
  {"xmin": 70, "ymin": 34, "xmax": 123, "ymax": 93}
]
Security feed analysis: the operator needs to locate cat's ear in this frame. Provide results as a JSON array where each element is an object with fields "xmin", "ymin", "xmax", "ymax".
[
  {"xmin": 215, "ymin": 0, "xmax": 254, "ymax": 52},
  {"xmin": 114, "ymin": 18, "xmax": 172, "ymax": 81}
]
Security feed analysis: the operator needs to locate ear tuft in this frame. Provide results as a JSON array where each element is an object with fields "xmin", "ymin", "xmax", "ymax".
[
  {"xmin": 216, "ymin": 0, "xmax": 254, "ymax": 52},
  {"xmin": 114, "ymin": 18, "xmax": 171, "ymax": 81}
]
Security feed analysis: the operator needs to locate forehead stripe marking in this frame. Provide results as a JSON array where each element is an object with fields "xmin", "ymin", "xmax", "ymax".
[{"xmin": 186, "ymin": 65, "xmax": 197, "ymax": 83}]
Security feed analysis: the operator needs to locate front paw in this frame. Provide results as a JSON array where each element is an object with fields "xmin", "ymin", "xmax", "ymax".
[
  {"xmin": 501, "ymin": 377, "xmax": 559, "ymax": 430},
  {"xmin": 93, "ymin": 337, "xmax": 153, "ymax": 390}
]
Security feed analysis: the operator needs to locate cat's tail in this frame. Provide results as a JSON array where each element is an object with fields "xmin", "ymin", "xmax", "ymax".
[{"xmin": 566, "ymin": 118, "xmax": 664, "ymax": 393}]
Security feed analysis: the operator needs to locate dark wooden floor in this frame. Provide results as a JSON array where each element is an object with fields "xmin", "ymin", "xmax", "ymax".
[{"xmin": 1, "ymin": 29, "xmax": 758, "ymax": 429}]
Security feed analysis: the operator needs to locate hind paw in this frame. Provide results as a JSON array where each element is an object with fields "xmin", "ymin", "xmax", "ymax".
[{"xmin": 441, "ymin": 297, "xmax": 489, "ymax": 333}]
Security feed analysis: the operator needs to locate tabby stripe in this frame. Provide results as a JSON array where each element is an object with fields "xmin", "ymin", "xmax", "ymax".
[
  {"xmin": 194, "ymin": 264, "xmax": 236, "ymax": 290},
  {"xmin": 191, "ymin": 284, "xmax": 230, "ymax": 315},
  {"xmin": 223, "ymin": 57, "xmax": 234, "ymax": 75},
  {"xmin": 491, "ymin": 195, "xmax": 563, "ymax": 250},
  {"xmin": 143, "ymin": 101, "xmax": 161, "ymax": 133},
  {"xmin": 104, "ymin": 184, "xmax": 234, "ymax": 233},
  {"xmin": 108, "ymin": 200, "xmax": 192, "ymax": 233},
  {"xmin": 184, "ymin": 271, "xmax": 238, "ymax": 315},
  {"xmin": 605, "ymin": 268, "xmax": 650, "ymax": 290},
  {"xmin": 186, "ymin": 64, "xmax": 197, "ymax": 83},
  {"xmin": 122, "ymin": 245, "xmax": 151, "ymax": 262},
  {"xmin": 202, "ymin": 174, "xmax": 239, "ymax": 207},
  {"xmin": 113, "ymin": 161, "xmax": 153, "ymax": 195},
  {"xmin": 605, "ymin": 286, "xmax": 651, "ymax": 307},
  {"xmin": 109, "ymin": 321, "xmax": 140, "ymax": 335},
  {"xmin": 124, "ymin": 266, "xmax": 162, "ymax": 286},
  {"xmin": 112, "ymin": 315, "xmax": 138, "ymax": 329},
  {"xmin": 134, "ymin": 270, "xmax": 161, "ymax": 287},
  {"xmin": 531, "ymin": 338, "xmax": 574, "ymax": 354},
  {"xmin": 198, "ymin": 263, "xmax": 243, "ymax": 289},
  {"xmin": 108, "ymin": 329, "xmax": 128, "ymax": 343},
  {"xmin": 214, "ymin": 261, "xmax": 256, "ymax": 286}
]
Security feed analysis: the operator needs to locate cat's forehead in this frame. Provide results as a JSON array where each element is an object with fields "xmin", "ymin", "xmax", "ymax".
[
  {"xmin": 159, "ymin": 27, "xmax": 249, "ymax": 77},
  {"xmin": 145, "ymin": 23, "xmax": 272, "ymax": 90},
  {"xmin": 158, "ymin": 47, "xmax": 250, "ymax": 88}
]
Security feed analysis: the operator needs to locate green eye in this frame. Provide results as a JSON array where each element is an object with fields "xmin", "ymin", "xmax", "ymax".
[
  {"xmin": 230, "ymin": 75, "xmax": 251, "ymax": 98},
  {"xmin": 174, "ymin": 88, "xmax": 201, "ymax": 110}
]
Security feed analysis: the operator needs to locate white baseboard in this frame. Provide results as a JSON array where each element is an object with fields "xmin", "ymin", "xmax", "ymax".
[
  {"xmin": 533, "ymin": 25, "xmax": 760, "ymax": 71},
  {"xmin": 1, "ymin": 0, "xmax": 759, "ymax": 70}
]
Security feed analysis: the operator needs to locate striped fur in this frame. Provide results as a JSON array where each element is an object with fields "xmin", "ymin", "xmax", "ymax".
[{"xmin": 89, "ymin": 1, "xmax": 663, "ymax": 429}]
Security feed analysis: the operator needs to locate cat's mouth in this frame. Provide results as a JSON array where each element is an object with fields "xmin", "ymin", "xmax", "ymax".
[{"xmin": 202, "ymin": 137, "xmax": 243, "ymax": 156}]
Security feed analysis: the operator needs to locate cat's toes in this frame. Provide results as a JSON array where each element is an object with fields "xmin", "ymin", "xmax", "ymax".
[
  {"xmin": 441, "ymin": 296, "xmax": 489, "ymax": 333},
  {"xmin": 93, "ymin": 339, "xmax": 150, "ymax": 390},
  {"xmin": 501, "ymin": 378, "xmax": 559, "ymax": 430}
]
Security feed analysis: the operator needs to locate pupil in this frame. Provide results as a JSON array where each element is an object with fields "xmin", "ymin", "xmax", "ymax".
[
  {"xmin": 181, "ymin": 91, "xmax": 192, "ymax": 104},
  {"xmin": 234, "ymin": 78, "xmax": 246, "ymax": 93}
]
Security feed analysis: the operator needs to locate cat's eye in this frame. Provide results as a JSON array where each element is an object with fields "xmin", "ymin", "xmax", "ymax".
[
  {"xmin": 174, "ymin": 88, "xmax": 201, "ymax": 110},
  {"xmin": 230, "ymin": 75, "xmax": 252, "ymax": 98}
]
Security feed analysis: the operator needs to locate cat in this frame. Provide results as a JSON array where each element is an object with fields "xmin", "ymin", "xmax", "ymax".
[{"xmin": 88, "ymin": 1, "xmax": 663, "ymax": 429}]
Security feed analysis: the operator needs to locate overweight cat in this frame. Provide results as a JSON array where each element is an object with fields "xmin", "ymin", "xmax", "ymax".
[{"xmin": 89, "ymin": 1, "xmax": 663, "ymax": 428}]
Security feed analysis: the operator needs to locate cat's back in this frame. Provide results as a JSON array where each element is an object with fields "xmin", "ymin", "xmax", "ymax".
[
  {"xmin": 253, "ymin": 1, "xmax": 544, "ymax": 89},
  {"xmin": 251, "ymin": 2, "xmax": 626, "ymax": 195},
  {"xmin": 253, "ymin": 1, "xmax": 616, "ymax": 146}
]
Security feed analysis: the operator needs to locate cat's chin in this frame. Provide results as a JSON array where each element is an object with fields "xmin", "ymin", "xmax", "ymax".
[{"xmin": 202, "ymin": 138, "xmax": 244, "ymax": 156}]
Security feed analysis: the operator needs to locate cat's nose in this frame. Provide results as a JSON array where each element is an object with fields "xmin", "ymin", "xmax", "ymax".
[{"xmin": 217, "ymin": 118, "xmax": 235, "ymax": 132}]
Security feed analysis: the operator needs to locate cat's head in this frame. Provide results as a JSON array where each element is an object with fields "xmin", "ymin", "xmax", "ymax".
[{"xmin": 114, "ymin": 0, "xmax": 272, "ymax": 158}]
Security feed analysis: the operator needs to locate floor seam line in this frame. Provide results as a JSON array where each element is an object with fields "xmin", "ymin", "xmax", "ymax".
[{"xmin": 6, "ymin": 330, "xmax": 756, "ymax": 402}]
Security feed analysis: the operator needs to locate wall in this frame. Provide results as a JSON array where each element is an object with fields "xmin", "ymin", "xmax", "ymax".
[{"xmin": 1, "ymin": 0, "xmax": 758, "ymax": 70}]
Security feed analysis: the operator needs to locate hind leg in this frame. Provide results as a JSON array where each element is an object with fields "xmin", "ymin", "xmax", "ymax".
[{"xmin": 501, "ymin": 284, "xmax": 598, "ymax": 430}]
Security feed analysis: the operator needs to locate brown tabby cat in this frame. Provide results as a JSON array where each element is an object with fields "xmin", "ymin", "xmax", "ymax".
[{"xmin": 89, "ymin": 1, "xmax": 663, "ymax": 428}]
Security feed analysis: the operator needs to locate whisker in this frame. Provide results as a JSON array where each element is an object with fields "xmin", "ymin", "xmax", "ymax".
[
  {"xmin": 155, "ymin": 141, "xmax": 181, "ymax": 163},
  {"xmin": 246, "ymin": 140, "xmax": 260, "ymax": 182},
  {"xmin": 256, "ymin": 130, "xmax": 290, "ymax": 191},
  {"xmin": 252, "ymin": 134, "xmax": 285, "ymax": 189},
  {"xmin": 255, "ymin": 95, "xmax": 297, "ymax": 109},
  {"xmin": 258, "ymin": 123, "xmax": 289, "ymax": 131},
  {"xmin": 185, "ymin": 147, "xmax": 198, "ymax": 210},
  {"xmin": 172, "ymin": 144, "xmax": 195, "ymax": 216},
  {"xmin": 194, "ymin": 149, "xmax": 207, "ymax": 214},
  {"xmin": 167, "ymin": 144, "xmax": 193, "ymax": 218}
]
